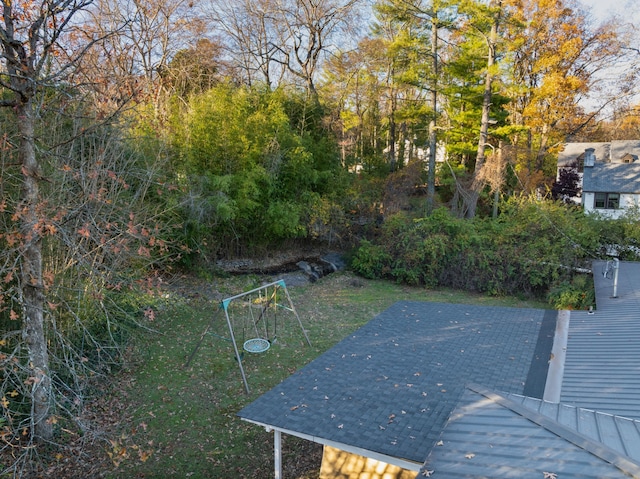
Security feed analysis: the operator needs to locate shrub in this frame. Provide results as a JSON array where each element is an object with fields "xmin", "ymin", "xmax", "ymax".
[
  {"xmin": 167, "ymin": 85, "xmax": 347, "ymax": 255},
  {"xmin": 547, "ymin": 275, "xmax": 595, "ymax": 310},
  {"xmin": 350, "ymin": 198, "xmax": 607, "ymax": 300},
  {"xmin": 350, "ymin": 240, "xmax": 392, "ymax": 279}
]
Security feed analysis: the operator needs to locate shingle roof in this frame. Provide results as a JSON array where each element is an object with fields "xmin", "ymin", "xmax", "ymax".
[
  {"xmin": 558, "ymin": 142, "xmax": 610, "ymax": 167},
  {"xmin": 418, "ymin": 260, "xmax": 640, "ymax": 478},
  {"xmin": 610, "ymin": 140, "xmax": 640, "ymax": 162},
  {"xmin": 582, "ymin": 162, "xmax": 640, "ymax": 193},
  {"xmin": 238, "ymin": 302, "xmax": 553, "ymax": 465},
  {"xmin": 239, "ymin": 261, "xmax": 640, "ymax": 477},
  {"xmin": 558, "ymin": 140, "xmax": 640, "ymax": 168}
]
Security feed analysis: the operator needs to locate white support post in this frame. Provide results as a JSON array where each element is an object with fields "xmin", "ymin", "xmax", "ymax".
[
  {"xmin": 613, "ymin": 258, "xmax": 620, "ymax": 298},
  {"xmin": 274, "ymin": 429, "xmax": 282, "ymax": 479}
]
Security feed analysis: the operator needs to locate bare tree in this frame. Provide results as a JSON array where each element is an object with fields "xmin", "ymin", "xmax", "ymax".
[
  {"xmin": 91, "ymin": 0, "xmax": 198, "ymax": 81},
  {"xmin": 0, "ymin": 0, "xmax": 98, "ymax": 443},
  {"xmin": 82, "ymin": 0, "xmax": 202, "ymax": 116},
  {"xmin": 205, "ymin": 0, "xmax": 287, "ymax": 88},
  {"xmin": 205, "ymin": 0, "xmax": 363, "ymax": 96},
  {"xmin": 0, "ymin": 2, "xmax": 179, "ymax": 471},
  {"xmin": 272, "ymin": 0, "xmax": 363, "ymax": 100}
]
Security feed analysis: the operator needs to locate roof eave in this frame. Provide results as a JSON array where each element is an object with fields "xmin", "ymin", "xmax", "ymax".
[{"xmin": 239, "ymin": 416, "xmax": 423, "ymax": 472}]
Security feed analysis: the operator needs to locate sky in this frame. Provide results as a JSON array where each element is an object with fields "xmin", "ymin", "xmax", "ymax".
[
  {"xmin": 578, "ymin": 0, "xmax": 637, "ymax": 22},
  {"xmin": 575, "ymin": 0, "xmax": 640, "ymax": 114}
]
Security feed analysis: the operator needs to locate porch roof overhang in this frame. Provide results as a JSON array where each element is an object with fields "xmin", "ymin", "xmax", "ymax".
[{"xmin": 240, "ymin": 416, "xmax": 423, "ymax": 473}]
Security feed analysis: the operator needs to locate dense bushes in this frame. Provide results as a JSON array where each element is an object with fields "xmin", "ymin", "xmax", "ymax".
[
  {"xmin": 166, "ymin": 85, "xmax": 350, "ymax": 256},
  {"xmin": 547, "ymin": 275, "xmax": 595, "ymax": 310},
  {"xmin": 351, "ymin": 198, "xmax": 635, "ymax": 308}
]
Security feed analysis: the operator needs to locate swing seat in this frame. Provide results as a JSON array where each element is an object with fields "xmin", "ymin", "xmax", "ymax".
[{"xmin": 243, "ymin": 338, "xmax": 270, "ymax": 353}]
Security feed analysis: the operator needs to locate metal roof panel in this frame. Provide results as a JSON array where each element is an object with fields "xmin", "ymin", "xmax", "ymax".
[
  {"xmin": 561, "ymin": 263, "xmax": 640, "ymax": 420},
  {"xmin": 421, "ymin": 387, "xmax": 640, "ymax": 479}
]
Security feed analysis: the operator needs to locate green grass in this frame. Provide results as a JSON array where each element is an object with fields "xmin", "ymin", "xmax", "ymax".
[{"xmin": 105, "ymin": 272, "xmax": 547, "ymax": 479}]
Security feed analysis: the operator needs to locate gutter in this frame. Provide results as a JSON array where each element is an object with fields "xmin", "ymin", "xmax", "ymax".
[{"xmin": 543, "ymin": 310, "xmax": 570, "ymax": 403}]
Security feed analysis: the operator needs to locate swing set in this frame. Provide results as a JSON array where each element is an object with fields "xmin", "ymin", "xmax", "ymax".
[{"xmin": 185, "ymin": 279, "xmax": 311, "ymax": 393}]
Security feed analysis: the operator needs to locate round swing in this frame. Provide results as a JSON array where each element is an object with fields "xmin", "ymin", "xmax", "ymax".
[
  {"xmin": 242, "ymin": 290, "xmax": 278, "ymax": 354},
  {"xmin": 243, "ymin": 337, "xmax": 271, "ymax": 353}
]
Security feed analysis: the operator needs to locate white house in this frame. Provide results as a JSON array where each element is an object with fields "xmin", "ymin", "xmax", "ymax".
[{"xmin": 558, "ymin": 140, "xmax": 640, "ymax": 218}]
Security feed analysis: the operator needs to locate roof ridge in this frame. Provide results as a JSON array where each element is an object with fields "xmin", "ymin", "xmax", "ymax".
[{"xmin": 508, "ymin": 392, "xmax": 640, "ymax": 421}]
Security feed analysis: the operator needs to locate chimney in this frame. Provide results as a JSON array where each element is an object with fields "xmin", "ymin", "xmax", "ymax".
[{"xmin": 584, "ymin": 147, "xmax": 596, "ymax": 167}]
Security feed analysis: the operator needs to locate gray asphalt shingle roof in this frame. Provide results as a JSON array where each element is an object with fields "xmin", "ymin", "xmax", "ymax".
[
  {"xmin": 582, "ymin": 162, "xmax": 640, "ymax": 193},
  {"xmin": 239, "ymin": 261, "xmax": 640, "ymax": 477},
  {"xmin": 558, "ymin": 140, "xmax": 640, "ymax": 167},
  {"xmin": 610, "ymin": 141, "xmax": 640, "ymax": 161},
  {"xmin": 238, "ymin": 302, "xmax": 553, "ymax": 466},
  {"xmin": 558, "ymin": 142, "xmax": 610, "ymax": 167}
]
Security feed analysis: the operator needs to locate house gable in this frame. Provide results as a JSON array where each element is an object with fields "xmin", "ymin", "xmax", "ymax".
[
  {"xmin": 559, "ymin": 141, "xmax": 640, "ymax": 217},
  {"xmin": 621, "ymin": 152, "xmax": 637, "ymax": 163}
]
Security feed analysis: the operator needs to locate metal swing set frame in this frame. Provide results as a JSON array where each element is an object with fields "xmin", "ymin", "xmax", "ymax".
[{"xmin": 185, "ymin": 279, "xmax": 311, "ymax": 393}]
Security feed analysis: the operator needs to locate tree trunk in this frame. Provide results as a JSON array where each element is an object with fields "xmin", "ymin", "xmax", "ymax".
[
  {"xmin": 388, "ymin": 87, "xmax": 397, "ymax": 172},
  {"xmin": 492, "ymin": 141, "xmax": 504, "ymax": 218},
  {"xmin": 536, "ymin": 122, "xmax": 550, "ymax": 170},
  {"xmin": 426, "ymin": 12, "xmax": 439, "ymax": 214},
  {"xmin": 465, "ymin": 1, "xmax": 501, "ymax": 219},
  {"xmin": 17, "ymin": 101, "xmax": 53, "ymax": 441}
]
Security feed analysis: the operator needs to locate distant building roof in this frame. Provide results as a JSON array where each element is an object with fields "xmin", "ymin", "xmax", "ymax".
[
  {"xmin": 558, "ymin": 142, "xmax": 610, "ymax": 167},
  {"xmin": 582, "ymin": 162, "xmax": 640, "ymax": 193},
  {"xmin": 610, "ymin": 140, "xmax": 640, "ymax": 162},
  {"xmin": 559, "ymin": 140, "xmax": 640, "ymax": 168}
]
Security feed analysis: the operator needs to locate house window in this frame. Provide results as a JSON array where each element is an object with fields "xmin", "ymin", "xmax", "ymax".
[{"xmin": 594, "ymin": 192, "xmax": 620, "ymax": 209}]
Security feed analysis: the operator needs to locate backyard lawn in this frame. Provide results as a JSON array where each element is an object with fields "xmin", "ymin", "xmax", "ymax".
[{"xmin": 60, "ymin": 271, "xmax": 547, "ymax": 479}]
